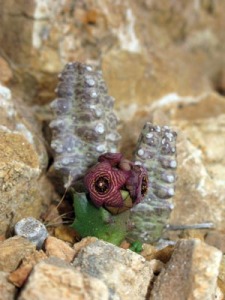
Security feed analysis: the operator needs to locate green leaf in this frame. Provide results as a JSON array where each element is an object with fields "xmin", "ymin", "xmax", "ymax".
[
  {"xmin": 129, "ymin": 241, "xmax": 143, "ymax": 253},
  {"xmin": 71, "ymin": 192, "xmax": 130, "ymax": 246}
]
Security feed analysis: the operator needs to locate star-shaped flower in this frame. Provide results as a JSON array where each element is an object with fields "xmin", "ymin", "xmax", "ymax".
[{"xmin": 84, "ymin": 153, "xmax": 148, "ymax": 209}]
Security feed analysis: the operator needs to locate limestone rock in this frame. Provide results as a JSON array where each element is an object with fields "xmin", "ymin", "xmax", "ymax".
[
  {"xmin": 218, "ymin": 255, "xmax": 225, "ymax": 297},
  {"xmin": 1, "ymin": 1, "xmax": 225, "ymax": 105},
  {"xmin": 18, "ymin": 258, "xmax": 109, "ymax": 300},
  {"xmin": 73, "ymin": 237, "xmax": 98, "ymax": 256},
  {"xmin": 44, "ymin": 236, "xmax": 75, "ymax": 262},
  {"xmin": 0, "ymin": 84, "xmax": 53, "ymax": 235},
  {"xmin": 0, "ymin": 236, "xmax": 36, "ymax": 272},
  {"xmin": 0, "ymin": 271, "xmax": 17, "ymax": 300},
  {"xmin": 150, "ymin": 239, "xmax": 222, "ymax": 300},
  {"xmin": 8, "ymin": 250, "xmax": 47, "ymax": 288},
  {"xmin": 205, "ymin": 231, "xmax": 225, "ymax": 253},
  {"xmin": 151, "ymin": 92, "xmax": 225, "ymax": 231},
  {"xmin": 0, "ymin": 56, "xmax": 12, "ymax": 84},
  {"xmin": 73, "ymin": 239, "xmax": 153, "ymax": 300}
]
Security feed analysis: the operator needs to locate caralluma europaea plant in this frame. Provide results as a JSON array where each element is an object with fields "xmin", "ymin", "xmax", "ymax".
[{"xmin": 50, "ymin": 62, "xmax": 212, "ymax": 247}]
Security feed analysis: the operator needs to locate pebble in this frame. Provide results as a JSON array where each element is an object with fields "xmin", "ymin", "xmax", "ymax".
[
  {"xmin": 0, "ymin": 236, "xmax": 35, "ymax": 272},
  {"xmin": 8, "ymin": 250, "xmax": 47, "ymax": 287},
  {"xmin": 14, "ymin": 217, "xmax": 48, "ymax": 249},
  {"xmin": 44, "ymin": 236, "xmax": 75, "ymax": 262}
]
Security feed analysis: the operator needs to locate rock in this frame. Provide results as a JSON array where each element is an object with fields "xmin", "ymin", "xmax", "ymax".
[
  {"xmin": 0, "ymin": 271, "xmax": 17, "ymax": 300},
  {"xmin": 73, "ymin": 239, "xmax": 153, "ymax": 300},
  {"xmin": 150, "ymin": 239, "xmax": 222, "ymax": 300},
  {"xmin": 0, "ymin": 56, "xmax": 13, "ymax": 84},
  {"xmin": 18, "ymin": 258, "xmax": 109, "ymax": 300},
  {"xmin": 0, "ymin": 84, "xmax": 53, "ymax": 235},
  {"xmin": 218, "ymin": 255, "xmax": 225, "ymax": 296},
  {"xmin": 142, "ymin": 244, "xmax": 174, "ymax": 264},
  {"xmin": 0, "ymin": 236, "xmax": 36, "ymax": 272},
  {"xmin": 1, "ymin": 1, "xmax": 225, "ymax": 105},
  {"xmin": 44, "ymin": 236, "xmax": 75, "ymax": 262},
  {"xmin": 8, "ymin": 250, "xmax": 47, "ymax": 287},
  {"xmin": 54, "ymin": 225, "xmax": 79, "ymax": 244},
  {"xmin": 205, "ymin": 231, "xmax": 225, "ymax": 253},
  {"xmin": 73, "ymin": 237, "xmax": 98, "ymax": 256},
  {"xmin": 151, "ymin": 92, "xmax": 225, "ymax": 232},
  {"xmin": 15, "ymin": 217, "xmax": 48, "ymax": 249}
]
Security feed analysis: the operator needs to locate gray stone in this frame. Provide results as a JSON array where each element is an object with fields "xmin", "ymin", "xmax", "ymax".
[
  {"xmin": 73, "ymin": 239, "xmax": 153, "ymax": 300},
  {"xmin": 150, "ymin": 239, "xmax": 222, "ymax": 300},
  {"xmin": 18, "ymin": 259, "xmax": 109, "ymax": 300},
  {"xmin": 15, "ymin": 217, "xmax": 48, "ymax": 249},
  {"xmin": 0, "ymin": 271, "xmax": 17, "ymax": 300}
]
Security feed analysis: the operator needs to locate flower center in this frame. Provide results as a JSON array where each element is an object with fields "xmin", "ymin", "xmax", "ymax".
[
  {"xmin": 141, "ymin": 176, "xmax": 148, "ymax": 196},
  {"xmin": 94, "ymin": 176, "xmax": 110, "ymax": 194}
]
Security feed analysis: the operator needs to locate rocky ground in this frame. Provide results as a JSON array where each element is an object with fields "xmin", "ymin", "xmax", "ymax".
[
  {"xmin": 1, "ymin": 0, "xmax": 225, "ymax": 299},
  {"xmin": 0, "ymin": 232, "xmax": 225, "ymax": 300}
]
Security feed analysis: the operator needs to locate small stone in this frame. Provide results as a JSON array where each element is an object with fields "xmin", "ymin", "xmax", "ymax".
[
  {"xmin": 0, "ymin": 57, "xmax": 13, "ymax": 84},
  {"xmin": 0, "ymin": 271, "xmax": 17, "ymax": 300},
  {"xmin": 205, "ymin": 231, "xmax": 225, "ymax": 253},
  {"xmin": 14, "ymin": 217, "xmax": 48, "ymax": 249},
  {"xmin": 73, "ymin": 239, "xmax": 154, "ymax": 300},
  {"xmin": 54, "ymin": 225, "xmax": 78, "ymax": 244},
  {"xmin": 0, "ymin": 236, "xmax": 36, "ymax": 272},
  {"xmin": 119, "ymin": 240, "xmax": 131, "ymax": 250},
  {"xmin": 8, "ymin": 250, "xmax": 47, "ymax": 288},
  {"xmin": 142, "ymin": 244, "xmax": 174, "ymax": 264},
  {"xmin": 150, "ymin": 239, "xmax": 222, "ymax": 300},
  {"xmin": 140, "ymin": 243, "xmax": 157, "ymax": 260},
  {"xmin": 18, "ymin": 259, "xmax": 109, "ymax": 300},
  {"xmin": 44, "ymin": 236, "xmax": 75, "ymax": 262},
  {"xmin": 73, "ymin": 237, "xmax": 98, "ymax": 256}
]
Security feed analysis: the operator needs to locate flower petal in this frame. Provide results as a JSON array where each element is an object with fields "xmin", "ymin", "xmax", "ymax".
[{"xmin": 98, "ymin": 152, "xmax": 123, "ymax": 166}]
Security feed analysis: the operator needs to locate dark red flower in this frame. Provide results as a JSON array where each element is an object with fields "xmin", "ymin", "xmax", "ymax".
[{"xmin": 84, "ymin": 153, "xmax": 148, "ymax": 208}]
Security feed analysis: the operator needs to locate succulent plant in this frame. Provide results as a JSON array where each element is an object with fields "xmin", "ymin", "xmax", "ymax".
[
  {"xmin": 49, "ymin": 61, "xmax": 178, "ymax": 246},
  {"xmin": 50, "ymin": 62, "xmax": 120, "ymax": 187},
  {"xmin": 127, "ymin": 123, "xmax": 177, "ymax": 243}
]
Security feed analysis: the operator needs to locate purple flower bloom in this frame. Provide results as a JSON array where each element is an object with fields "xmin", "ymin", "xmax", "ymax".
[{"xmin": 84, "ymin": 153, "xmax": 148, "ymax": 208}]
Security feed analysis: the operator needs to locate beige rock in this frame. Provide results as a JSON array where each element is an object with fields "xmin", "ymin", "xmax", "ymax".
[
  {"xmin": 205, "ymin": 231, "xmax": 225, "ymax": 253},
  {"xmin": 0, "ymin": 271, "xmax": 17, "ymax": 300},
  {"xmin": 150, "ymin": 239, "xmax": 222, "ymax": 300},
  {"xmin": 1, "ymin": 0, "xmax": 225, "ymax": 105},
  {"xmin": 218, "ymin": 255, "xmax": 225, "ymax": 297},
  {"xmin": 0, "ymin": 84, "xmax": 53, "ymax": 235},
  {"xmin": 0, "ymin": 57, "xmax": 12, "ymax": 84},
  {"xmin": 0, "ymin": 236, "xmax": 36, "ymax": 272},
  {"xmin": 73, "ymin": 239, "xmax": 153, "ymax": 300},
  {"xmin": 142, "ymin": 244, "xmax": 174, "ymax": 264},
  {"xmin": 73, "ymin": 237, "xmax": 98, "ymax": 256},
  {"xmin": 8, "ymin": 250, "xmax": 47, "ymax": 287},
  {"xmin": 18, "ymin": 258, "xmax": 109, "ymax": 300},
  {"xmin": 150, "ymin": 93, "xmax": 225, "ymax": 231},
  {"xmin": 45, "ymin": 236, "xmax": 75, "ymax": 262}
]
